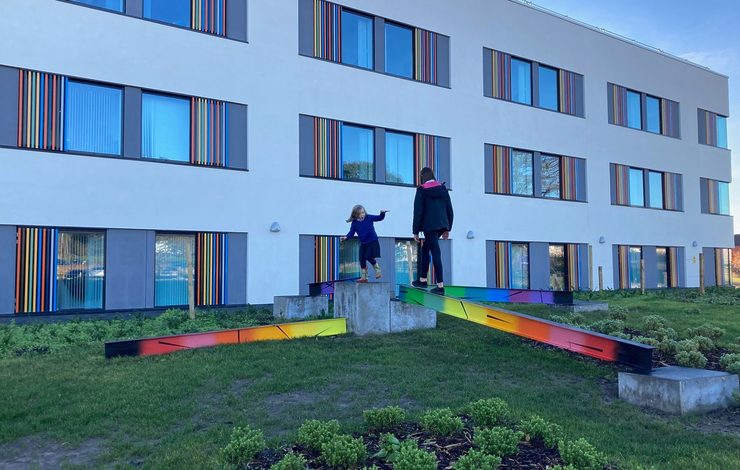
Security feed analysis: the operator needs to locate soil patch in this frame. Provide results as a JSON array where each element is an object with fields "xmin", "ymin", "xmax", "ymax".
[{"xmin": 0, "ymin": 436, "xmax": 106, "ymax": 469}]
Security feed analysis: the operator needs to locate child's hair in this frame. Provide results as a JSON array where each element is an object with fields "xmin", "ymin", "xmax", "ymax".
[
  {"xmin": 419, "ymin": 167, "xmax": 436, "ymax": 184},
  {"xmin": 346, "ymin": 204, "xmax": 365, "ymax": 223}
]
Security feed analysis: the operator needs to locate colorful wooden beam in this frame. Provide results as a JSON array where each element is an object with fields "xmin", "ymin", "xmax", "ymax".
[
  {"xmin": 442, "ymin": 285, "xmax": 573, "ymax": 305},
  {"xmin": 105, "ymin": 318, "xmax": 347, "ymax": 358},
  {"xmin": 398, "ymin": 286, "xmax": 653, "ymax": 372}
]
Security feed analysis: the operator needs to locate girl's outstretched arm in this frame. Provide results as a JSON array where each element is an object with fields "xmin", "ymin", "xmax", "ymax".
[{"xmin": 369, "ymin": 211, "xmax": 389, "ymax": 222}]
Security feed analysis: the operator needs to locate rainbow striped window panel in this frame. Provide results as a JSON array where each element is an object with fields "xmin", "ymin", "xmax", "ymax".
[
  {"xmin": 313, "ymin": 235, "xmax": 360, "ymax": 283},
  {"xmin": 701, "ymin": 178, "xmax": 730, "ymax": 215},
  {"xmin": 608, "ymin": 83, "xmax": 681, "ymax": 138},
  {"xmin": 698, "ymin": 109, "xmax": 729, "ymax": 149},
  {"xmin": 492, "ymin": 241, "xmax": 530, "ymax": 289}
]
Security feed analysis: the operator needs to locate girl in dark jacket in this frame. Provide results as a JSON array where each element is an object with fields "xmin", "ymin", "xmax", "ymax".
[{"xmin": 412, "ymin": 167, "xmax": 453, "ymax": 294}]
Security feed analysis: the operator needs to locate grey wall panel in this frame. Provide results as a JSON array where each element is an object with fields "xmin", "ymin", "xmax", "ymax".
[
  {"xmin": 440, "ymin": 239, "xmax": 452, "ymax": 284},
  {"xmin": 227, "ymin": 233, "xmax": 248, "ymax": 304},
  {"xmin": 374, "ymin": 237, "xmax": 395, "ymax": 284},
  {"xmin": 484, "ymin": 144, "xmax": 493, "ymax": 193},
  {"xmin": 574, "ymin": 74, "xmax": 585, "ymax": 117},
  {"xmin": 299, "ymin": 115, "xmax": 314, "ymax": 176},
  {"xmin": 669, "ymin": 100, "xmax": 681, "ymax": 138},
  {"xmin": 529, "ymin": 242, "xmax": 550, "ymax": 290},
  {"xmin": 144, "ymin": 230, "xmax": 156, "ymax": 308},
  {"xmin": 482, "ymin": 48, "xmax": 492, "ymax": 98},
  {"xmin": 702, "ymin": 247, "xmax": 717, "ymax": 286},
  {"xmin": 643, "ymin": 246, "xmax": 657, "ymax": 289},
  {"xmin": 105, "ymin": 229, "xmax": 149, "ymax": 310},
  {"xmin": 677, "ymin": 247, "xmax": 686, "ymax": 288},
  {"xmin": 374, "ymin": 18, "xmax": 386, "ymax": 73},
  {"xmin": 0, "ymin": 66, "xmax": 19, "ymax": 147},
  {"xmin": 640, "ymin": 94, "xmax": 648, "ymax": 131},
  {"xmin": 609, "ymin": 163, "xmax": 617, "ymax": 204},
  {"xmin": 125, "ymin": 0, "xmax": 142, "ymax": 18},
  {"xmin": 697, "ymin": 109, "xmax": 708, "ymax": 144},
  {"xmin": 612, "ymin": 245, "xmax": 620, "ymax": 288},
  {"xmin": 532, "ymin": 152, "xmax": 543, "ymax": 198},
  {"xmin": 676, "ymin": 174, "xmax": 684, "ymax": 211},
  {"xmin": 436, "ymin": 35, "xmax": 450, "ymax": 88},
  {"xmin": 298, "ymin": 0, "xmax": 313, "ymax": 56},
  {"xmin": 577, "ymin": 158, "xmax": 588, "ymax": 201},
  {"xmin": 642, "ymin": 169, "xmax": 651, "ymax": 206},
  {"xmin": 374, "ymin": 128, "xmax": 386, "ymax": 183},
  {"xmin": 0, "ymin": 226, "xmax": 16, "ymax": 315},
  {"xmin": 486, "ymin": 240, "xmax": 495, "ymax": 288},
  {"xmin": 299, "ymin": 235, "xmax": 314, "ymax": 295},
  {"xmin": 607, "ymin": 83, "xmax": 615, "ymax": 125},
  {"xmin": 226, "ymin": 0, "xmax": 248, "ymax": 42},
  {"xmin": 228, "ymin": 103, "xmax": 248, "ymax": 170},
  {"xmin": 531, "ymin": 62, "xmax": 540, "ymax": 108},
  {"xmin": 123, "ymin": 87, "xmax": 142, "ymax": 159},
  {"xmin": 700, "ymin": 178, "xmax": 709, "ymax": 213},
  {"xmin": 437, "ymin": 137, "xmax": 451, "ymax": 188}
]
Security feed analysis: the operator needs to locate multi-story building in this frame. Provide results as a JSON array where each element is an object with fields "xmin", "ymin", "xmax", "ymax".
[{"xmin": 0, "ymin": 0, "xmax": 733, "ymax": 316}]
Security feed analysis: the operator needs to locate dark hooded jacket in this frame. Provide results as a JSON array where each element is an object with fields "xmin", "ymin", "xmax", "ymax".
[{"xmin": 413, "ymin": 180, "xmax": 454, "ymax": 235}]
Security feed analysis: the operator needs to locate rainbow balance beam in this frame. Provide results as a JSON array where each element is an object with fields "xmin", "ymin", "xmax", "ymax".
[
  {"xmin": 399, "ymin": 286, "xmax": 653, "ymax": 372},
  {"xmin": 442, "ymin": 285, "xmax": 573, "ymax": 305},
  {"xmin": 105, "ymin": 318, "xmax": 347, "ymax": 358}
]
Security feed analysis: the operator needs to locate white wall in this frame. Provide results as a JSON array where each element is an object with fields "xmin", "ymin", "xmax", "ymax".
[{"xmin": 0, "ymin": 0, "xmax": 733, "ymax": 302}]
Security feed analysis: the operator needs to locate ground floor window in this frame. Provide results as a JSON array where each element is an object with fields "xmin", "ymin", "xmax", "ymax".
[
  {"xmin": 549, "ymin": 244, "xmax": 567, "ymax": 290},
  {"xmin": 155, "ymin": 233, "xmax": 193, "ymax": 307},
  {"xmin": 656, "ymin": 247, "xmax": 668, "ymax": 289},
  {"xmin": 715, "ymin": 248, "xmax": 732, "ymax": 287}
]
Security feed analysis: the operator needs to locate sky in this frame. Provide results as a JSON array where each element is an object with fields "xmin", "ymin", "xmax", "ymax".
[{"xmin": 528, "ymin": 0, "xmax": 740, "ymax": 233}]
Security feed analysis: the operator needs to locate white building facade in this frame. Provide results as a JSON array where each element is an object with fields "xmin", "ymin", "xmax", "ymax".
[{"xmin": 0, "ymin": 0, "xmax": 733, "ymax": 315}]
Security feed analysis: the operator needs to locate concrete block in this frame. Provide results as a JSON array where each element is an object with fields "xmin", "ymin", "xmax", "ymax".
[
  {"xmin": 390, "ymin": 300, "xmax": 436, "ymax": 333},
  {"xmin": 554, "ymin": 301, "xmax": 609, "ymax": 313},
  {"xmin": 273, "ymin": 295, "xmax": 329, "ymax": 320},
  {"xmin": 619, "ymin": 366, "xmax": 740, "ymax": 415},
  {"xmin": 335, "ymin": 282, "xmax": 392, "ymax": 335}
]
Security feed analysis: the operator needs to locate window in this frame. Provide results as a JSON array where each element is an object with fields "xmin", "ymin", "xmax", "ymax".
[
  {"xmin": 716, "ymin": 248, "xmax": 732, "ymax": 286},
  {"xmin": 656, "ymin": 247, "xmax": 668, "ymax": 289},
  {"xmin": 717, "ymin": 115, "xmax": 728, "ymax": 149},
  {"xmin": 341, "ymin": 124, "xmax": 374, "ymax": 181},
  {"xmin": 395, "ymin": 240, "xmax": 418, "ymax": 287},
  {"xmin": 541, "ymin": 155, "xmax": 561, "ymax": 199},
  {"xmin": 646, "ymin": 96, "xmax": 661, "ymax": 133},
  {"xmin": 511, "ymin": 58, "xmax": 532, "ymax": 105},
  {"xmin": 628, "ymin": 168, "xmax": 644, "ymax": 206},
  {"xmin": 142, "ymin": 93, "xmax": 190, "ymax": 162},
  {"xmin": 386, "ymin": 132, "xmax": 414, "ymax": 184},
  {"xmin": 538, "ymin": 65, "xmax": 558, "ymax": 111},
  {"xmin": 648, "ymin": 171, "xmax": 663, "ymax": 209},
  {"xmin": 628, "ymin": 247, "xmax": 642, "ymax": 288},
  {"xmin": 339, "ymin": 238, "xmax": 361, "ymax": 279},
  {"xmin": 384, "ymin": 22, "xmax": 413, "ymax": 78},
  {"xmin": 549, "ymin": 244, "xmax": 566, "ymax": 291},
  {"xmin": 143, "ymin": 0, "xmax": 190, "ymax": 27},
  {"xmin": 56, "ymin": 231, "xmax": 105, "ymax": 310},
  {"xmin": 64, "ymin": 80, "xmax": 122, "ymax": 155},
  {"xmin": 510, "ymin": 243, "xmax": 529, "ymax": 289},
  {"xmin": 511, "ymin": 150, "xmax": 533, "ymax": 196},
  {"xmin": 341, "ymin": 10, "xmax": 373, "ymax": 69},
  {"xmin": 70, "ymin": 0, "xmax": 123, "ymax": 12},
  {"xmin": 626, "ymin": 90, "xmax": 642, "ymax": 129},
  {"xmin": 718, "ymin": 181, "xmax": 730, "ymax": 215},
  {"xmin": 155, "ymin": 234, "xmax": 193, "ymax": 307}
]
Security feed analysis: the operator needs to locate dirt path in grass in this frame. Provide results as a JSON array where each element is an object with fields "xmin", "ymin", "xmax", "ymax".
[{"xmin": 0, "ymin": 436, "xmax": 106, "ymax": 469}]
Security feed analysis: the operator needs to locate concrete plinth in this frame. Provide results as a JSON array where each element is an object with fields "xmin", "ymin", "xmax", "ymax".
[
  {"xmin": 273, "ymin": 295, "xmax": 329, "ymax": 320},
  {"xmin": 335, "ymin": 282, "xmax": 392, "ymax": 335},
  {"xmin": 555, "ymin": 301, "xmax": 609, "ymax": 313},
  {"xmin": 619, "ymin": 366, "xmax": 739, "ymax": 415},
  {"xmin": 390, "ymin": 300, "xmax": 436, "ymax": 333}
]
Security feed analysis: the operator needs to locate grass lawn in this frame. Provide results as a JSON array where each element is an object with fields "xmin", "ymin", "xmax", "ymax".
[{"xmin": 0, "ymin": 292, "xmax": 739, "ymax": 469}]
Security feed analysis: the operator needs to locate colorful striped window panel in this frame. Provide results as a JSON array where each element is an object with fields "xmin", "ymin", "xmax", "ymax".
[
  {"xmin": 15, "ymin": 227, "xmax": 58, "ymax": 314},
  {"xmin": 561, "ymin": 157, "xmax": 585, "ymax": 201},
  {"xmin": 612, "ymin": 164, "xmax": 630, "ymax": 205},
  {"xmin": 616, "ymin": 245, "xmax": 631, "ymax": 289},
  {"xmin": 667, "ymin": 247, "xmax": 680, "ymax": 288},
  {"xmin": 705, "ymin": 179, "xmax": 730, "ymax": 215},
  {"xmin": 191, "ymin": 0, "xmax": 226, "ymax": 36},
  {"xmin": 490, "ymin": 50, "xmax": 512, "ymax": 100},
  {"xmin": 195, "ymin": 233, "xmax": 228, "ymax": 306},
  {"xmin": 566, "ymin": 244, "xmax": 589, "ymax": 291},
  {"xmin": 414, "ymin": 28, "xmax": 438, "ymax": 85},
  {"xmin": 414, "ymin": 134, "xmax": 439, "ymax": 185},
  {"xmin": 494, "ymin": 241, "xmax": 510, "ymax": 288},
  {"xmin": 491, "ymin": 145, "xmax": 511, "ymax": 194},
  {"xmin": 313, "ymin": 117, "xmax": 342, "ymax": 178},
  {"xmin": 18, "ymin": 70, "xmax": 65, "ymax": 151},
  {"xmin": 707, "ymin": 179, "xmax": 719, "ymax": 214},
  {"xmin": 608, "ymin": 84, "xmax": 629, "ymax": 127},
  {"xmin": 660, "ymin": 99, "xmax": 680, "ymax": 138},
  {"xmin": 662, "ymin": 173, "xmax": 682, "ymax": 211},
  {"xmin": 191, "ymin": 98, "xmax": 228, "ymax": 167},
  {"xmin": 313, "ymin": 236, "xmax": 361, "ymax": 283},
  {"xmin": 699, "ymin": 110, "xmax": 718, "ymax": 146},
  {"xmin": 559, "ymin": 70, "xmax": 578, "ymax": 115},
  {"xmin": 313, "ymin": 0, "xmax": 342, "ymax": 62},
  {"xmin": 714, "ymin": 248, "xmax": 732, "ymax": 287}
]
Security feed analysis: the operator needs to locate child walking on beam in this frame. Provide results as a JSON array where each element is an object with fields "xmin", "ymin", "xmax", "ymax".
[{"xmin": 343, "ymin": 205, "xmax": 389, "ymax": 283}]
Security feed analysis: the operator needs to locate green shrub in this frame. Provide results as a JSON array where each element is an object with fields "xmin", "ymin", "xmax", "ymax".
[
  {"xmin": 393, "ymin": 440, "xmax": 436, "ymax": 470},
  {"xmin": 683, "ymin": 307, "xmax": 702, "ymax": 315},
  {"xmin": 720, "ymin": 353, "xmax": 740, "ymax": 369},
  {"xmin": 420, "ymin": 408, "xmax": 463, "ymax": 436},
  {"xmin": 632, "ymin": 336, "xmax": 660, "ymax": 347},
  {"xmin": 587, "ymin": 319, "xmax": 624, "ymax": 336},
  {"xmin": 569, "ymin": 313, "xmax": 587, "ymax": 326},
  {"xmin": 519, "ymin": 415, "xmax": 562, "ymax": 448},
  {"xmin": 693, "ymin": 335, "xmax": 715, "ymax": 353},
  {"xmin": 558, "ymin": 438, "xmax": 607, "ymax": 470},
  {"xmin": 468, "ymin": 398, "xmax": 510, "ymax": 427},
  {"xmin": 296, "ymin": 419, "xmax": 341, "ymax": 451},
  {"xmin": 363, "ymin": 406, "xmax": 406, "ymax": 432},
  {"xmin": 650, "ymin": 327, "xmax": 678, "ymax": 342},
  {"xmin": 642, "ymin": 315, "xmax": 668, "ymax": 332},
  {"xmin": 675, "ymin": 350, "xmax": 708, "ymax": 368},
  {"xmin": 372, "ymin": 433, "xmax": 401, "ymax": 462},
  {"xmin": 658, "ymin": 339, "xmax": 678, "ymax": 356},
  {"xmin": 687, "ymin": 324, "xmax": 725, "ymax": 342},
  {"xmin": 473, "ymin": 426, "xmax": 523, "ymax": 457},
  {"xmin": 727, "ymin": 362, "xmax": 740, "ymax": 375},
  {"xmin": 270, "ymin": 452, "xmax": 307, "ymax": 470},
  {"xmin": 222, "ymin": 425, "xmax": 265, "ymax": 467},
  {"xmin": 608, "ymin": 306, "xmax": 628, "ymax": 321},
  {"xmin": 453, "ymin": 449, "xmax": 501, "ymax": 470},
  {"xmin": 320, "ymin": 435, "xmax": 367, "ymax": 469},
  {"xmin": 676, "ymin": 339, "xmax": 699, "ymax": 354}
]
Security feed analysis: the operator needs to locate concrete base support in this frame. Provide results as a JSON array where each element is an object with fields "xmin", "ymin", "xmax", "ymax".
[{"xmin": 273, "ymin": 295, "xmax": 329, "ymax": 320}]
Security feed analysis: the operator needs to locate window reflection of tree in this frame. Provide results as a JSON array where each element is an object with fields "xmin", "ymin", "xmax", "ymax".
[
  {"xmin": 342, "ymin": 161, "xmax": 374, "ymax": 181},
  {"xmin": 512, "ymin": 150, "xmax": 533, "ymax": 196},
  {"xmin": 549, "ymin": 244, "xmax": 566, "ymax": 291},
  {"xmin": 541, "ymin": 155, "xmax": 561, "ymax": 199}
]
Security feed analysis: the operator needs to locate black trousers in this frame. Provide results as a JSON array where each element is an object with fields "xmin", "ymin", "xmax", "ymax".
[
  {"xmin": 359, "ymin": 240, "xmax": 381, "ymax": 269},
  {"xmin": 419, "ymin": 230, "xmax": 443, "ymax": 283}
]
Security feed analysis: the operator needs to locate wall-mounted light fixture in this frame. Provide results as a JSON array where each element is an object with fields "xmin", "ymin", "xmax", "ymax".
[
  {"xmin": 270, "ymin": 222, "xmax": 281, "ymax": 233},
  {"xmin": 598, "ymin": 236, "xmax": 605, "ymax": 244},
  {"xmin": 466, "ymin": 230, "xmax": 475, "ymax": 239},
  {"xmin": 692, "ymin": 241, "xmax": 698, "ymax": 247}
]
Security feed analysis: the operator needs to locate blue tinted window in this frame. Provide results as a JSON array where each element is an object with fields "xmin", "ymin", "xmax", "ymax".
[
  {"xmin": 646, "ymin": 96, "xmax": 660, "ymax": 133},
  {"xmin": 71, "ymin": 0, "xmax": 123, "ymax": 11},
  {"xmin": 142, "ymin": 93, "xmax": 190, "ymax": 162},
  {"xmin": 341, "ymin": 10, "xmax": 373, "ymax": 69},
  {"xmin": 628, "ymin": 167, "xmax": 645, "ymax": 206},
  {"xmin": 628, "ymin": 247, "xmax": 642, "ymax": 288},
  {"xmin": 648, "ymin": 171, "xmax": 663, "ymax": 208},
  {"xmin": 385, "ymin": 132, "xmax": 414, "ymax": 184},
  {"xmin": 64, "ymin": 80, "xmax": 122, "ymax": 155},
  {"xmin": 656, "ymin": 247, "xmax": 668, "ymax": 288},
  {"xmin": 341, "ymin": 125, "xmax": 374, "ymax": 181},
  {"xmin": 540, "ymin": 155, "xmax": 560, "ymax": 198},
  {"xmin": 511, "ymin": 58, "xmax": 532, "ymax": 105},
  {"xmin": 538, "ymin": 65, "xmax": 558, "ymax": 111},
  {"xmin": 144, "ymin": 0, "xmax": 190, "ymax": 27},
  {"xmin": 384, "ymin": 22, "xmax": 413, "ymax": 78},
  {"xmin": 511, "ymin": 243, "xmax": 529, "ymax": 289},
  {"xmin": 155, "ymin": 234, "xmax": 193, "ymax": 307},
  {"xmin": 718, "ymin": 181, "xmax": 730, "ymax": 215},
  {"xmin": 56, "ymin": 231, "xmax": 105, "ymax": 310},
  {"xmin": 511, "ymin": 150, "xmax": 533, "ymax": 196},
  {"xmin": 627, "ymin": 90, "xmax": 642, "ymax": 129},
  {"xmin": 717, "ymin": 115, "xmax": 728, "ymax": 149}
]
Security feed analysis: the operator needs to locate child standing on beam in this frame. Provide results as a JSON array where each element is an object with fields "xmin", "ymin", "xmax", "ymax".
[{"xmin": 343, "ymin": 205, "xmax": 389, "ymax": 283}]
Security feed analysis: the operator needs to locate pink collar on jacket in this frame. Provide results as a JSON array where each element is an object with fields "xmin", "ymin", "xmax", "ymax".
[{"xmin": 421, "ymin": 180, "xmax": 442, "ymax": 189}]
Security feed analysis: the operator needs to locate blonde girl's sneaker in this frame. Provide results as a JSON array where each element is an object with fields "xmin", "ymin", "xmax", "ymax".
[
  {"xmin": 373, "ymin": 264, "xmax": 382, "ymax": 279},
  {"xmin": 358, "ymin": 269, "xmax": 369, "ymax": 283}
]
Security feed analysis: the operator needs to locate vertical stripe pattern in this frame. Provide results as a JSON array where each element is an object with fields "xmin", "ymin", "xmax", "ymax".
[
  {"xmin": 313, "ymin": 117, "xmax": 342, "ymax": 178},
  {"xmin": 191, "ymin": 98, "xmax": 228, "ymax": 167},
  {"xmin": 195, "ymin": 232, "xmax": 228, "ymax": 306},
  {"xmin": 608, "ymin": 84, "xmax": 628, "ymax": 127},
  {"xmin": 613, "ymin": 164, "xmax": 630, "ymax": 205},
  {"xmin": 561, "ymin": 156, "xmax": 584, "ymax": 201},
  {"xmin": 667, "ymin": 247, "xmax": 679, "ymax": 288},
  {"xmin": 414, "ymin": 28, "xmax": 438, "ymax": 84},
  {"xmin": 495, "ymin": 241, "xmax": 510, "ymax": 288},
  {"xmin": 490, "ymin": 50, "xmax": 512, "ymax": 100},
  {"xmin": 566, "ymin": 244, "xmax": 580, "ymax": 291},
  {"xmin": 662, "ymin": 172, "xmax": 681, "ymax": 211},
  {"xmin": 18, "ymin": 70, "xmax": 65, "ymax": 150},
  {"xmin": 707, "ymin": 179, "xmax": 719, "ymax": 214},
  {"xmin": 660, "ymin": 99, "xmax": 679, "ymax": 138},
  {"xmin": 191, "ymin": 0, "xmax": 226, "ymax": 36},
  {"xmin": 559, "ymin": 70, "xmax": 578, "ymax": 115},
  {"xmin": 492, "ymin": 145, "xmax": 511, "ymax": 194},
  {"xmin": 700, "ymin": 111, "xmax": 718, "ymax": 146},
  {"xmin": 15, "ymin": 227, "xmax": 58, "ymax": 314},
  {"xmin": 617, "ymin": 245, "xmax": 630, "ymax": 289},
  {"xmin": 414, "ymin": 134, "xmax": 438, "ymax": 185},
  {"xmin": 314, "ymin": 235, "xmax": 339, "ymax": 283},
  {"xmin": 313, "ymin": 0, "xmax": 341, "ymax": 62}
]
